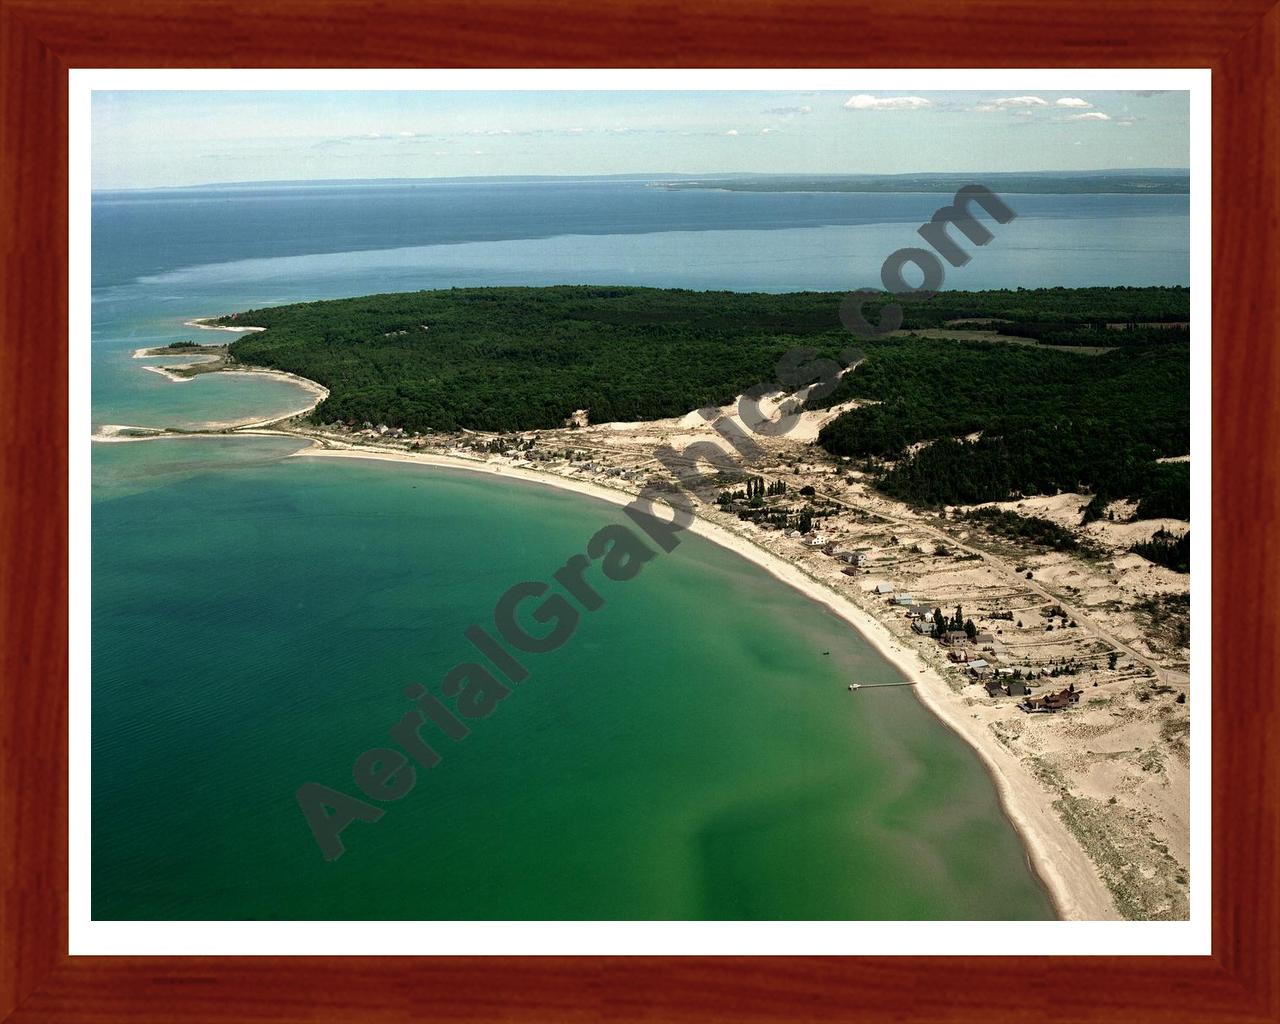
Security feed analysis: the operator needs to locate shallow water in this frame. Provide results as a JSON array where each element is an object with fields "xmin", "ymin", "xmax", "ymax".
[{"xmin": 92, "ymin": 439, "xmax": 1052, "ymax": 919}]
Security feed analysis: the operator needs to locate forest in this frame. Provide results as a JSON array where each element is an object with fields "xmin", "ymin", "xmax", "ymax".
[
  {"xmin": 225, "ymin": 284, "xmax": 1189, "ymax": 518},
  {"xmin": 1131, "ymin": 529, "xmax": 1191, "ymax": 573},
  {"xmin": 815, "ymin": 336, "xmax": 1190, "ymax": 516}
]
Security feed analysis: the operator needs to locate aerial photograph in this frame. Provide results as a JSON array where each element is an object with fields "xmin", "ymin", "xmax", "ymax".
[{"xmin": 90, "ymin": 87, "xmax": 1192, "ymax": 922}]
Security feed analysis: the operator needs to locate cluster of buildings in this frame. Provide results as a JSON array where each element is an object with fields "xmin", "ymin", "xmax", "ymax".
[{"xmin": 870, "ymin": 584, "xmax": 1084, "ymax": 715}]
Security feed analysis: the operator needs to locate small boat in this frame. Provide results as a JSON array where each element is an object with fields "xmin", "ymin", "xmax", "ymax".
[
  {"xmin": 848, "ymin": 683, "xmax": 861, "ymax": 691},
  {"xmin": 822, "ymin": 651, "xmax": 830, "ymax": 656}
]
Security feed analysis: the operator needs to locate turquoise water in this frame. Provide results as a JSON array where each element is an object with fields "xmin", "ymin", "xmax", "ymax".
[
  {"xmin": 90, "ymin": 178, "xmax": 1182, "ymax": 919},
  {"xmin": 95, "ymin": 343, "xmax": 318, "ymax": 431},
  {"xmin": 92, "ymin": 438, "xmax": 1051, "ymax": 919}
]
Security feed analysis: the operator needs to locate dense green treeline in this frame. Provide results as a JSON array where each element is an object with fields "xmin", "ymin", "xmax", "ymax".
[
  {"xmin": 851, "ymin": 285, "xmax": 1189, "ymax": 330},
  {"xmin": 815, "ymin": 337, "xmax": 1188, "ymax": 515},
  {"xmin": 1132, "ymin": 529, "xmax": 1191, "ymax": 573},
  {"xmin": 225, "ymin": 285, "xmax": 1189, "ymax": 517},
  {"xmin": 228, "ymin": 287, "xmax": 851, "ymax": 432},
  {"xmin": 995, "ymin": 322, "xmax": 1189, "ymax": 348}
]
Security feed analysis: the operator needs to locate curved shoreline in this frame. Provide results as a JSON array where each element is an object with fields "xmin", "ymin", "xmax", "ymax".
[
  {"xmin": 96, "ymin": 361, "xmax": 330, "ymax": 437},
  {"xmin": 286, "ymin": 442, "xmax": 1117, "ymax": 921},
  {"xmin": 104, "ymin": 344, "xmax": 1115, "ymax": 920}
]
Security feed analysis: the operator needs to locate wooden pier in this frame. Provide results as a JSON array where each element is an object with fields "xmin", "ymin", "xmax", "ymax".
[{"xmin": 847, "ymin": 681, "xmax": 917, "ymax": 691}]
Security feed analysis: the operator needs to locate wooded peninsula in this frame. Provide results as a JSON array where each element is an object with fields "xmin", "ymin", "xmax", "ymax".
[{"xmin": 223, "ymin": 285, "xmax": 1189, "ymax": 517}]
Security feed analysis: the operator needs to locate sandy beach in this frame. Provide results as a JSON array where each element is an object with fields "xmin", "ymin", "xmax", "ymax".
[
  {"xmin": 98, "ymin": 340, "xmax": 1195, "ymax": 921},
  {"xmin": 183, "ymin": 318, "xmax": 267, "ymax": 333},
  {"xmin": 288, "ymin": 442, "xmax": 1119, "ymax": 921}
]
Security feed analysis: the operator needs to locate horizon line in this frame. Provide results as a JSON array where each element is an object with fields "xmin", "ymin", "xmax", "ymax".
[{"xmin": 93, "ymin": 167, "xmax": 1193, "ymax": 194}]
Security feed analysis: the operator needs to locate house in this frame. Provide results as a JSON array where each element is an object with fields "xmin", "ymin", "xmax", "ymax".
[
  {"xmin": 947, "ymin": 648, "xmax": 970, "ymax": 663},
  {"xmin": 893, "ymin": 594, "xmax": 915, "ymax": 606},
  {"xmin": 804, "ymin": 534, "xmax": 829, "ymax": 547},
  {"xmin": 874, "ymin": 583, "xmax": 894, "ymax": 595},
  {"xmin": 912, "ymin": 620, "xmax": 937, "ymax": 636},
  {"xmin": 966, "ymin": 659, "xmax": 991, "ymax": 678},
  {"xmin": 1006, "ymin": 679, "xmax": 1030, "ymax": 698},
  {"xmin": 984, "ymin": 679, "xmax": 1004, "ymax": 697},
  {"xmin": 941, "ymin": 630, "xmax": 969, "ymax": 646},
  {"xmin": 786, "ymin": 530, "xmax": 803, "ymax": 539},
  {"xmin": 841, "ymin": 567, "xmax": 860, "ymax": 577},
  {"xmin": 837, "ymin": 550, "xmax": 869, "ymax": 567},
  {"xmin": 973, "ymin": 632, "xmax": 995, "ymax": 645},
  {"xmin": 1020, "ymin": 684, "xmax": 1081, "ymax": 713}
]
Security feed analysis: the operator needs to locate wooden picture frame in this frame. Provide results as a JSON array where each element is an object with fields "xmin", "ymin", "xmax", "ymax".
[{"xmin": 2, "ymin": 1, "xmax": 1275, "ymax": 1019}]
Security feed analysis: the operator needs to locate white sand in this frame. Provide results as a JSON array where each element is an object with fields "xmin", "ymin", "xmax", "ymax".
[
  {"xmin": 183, "ymin": 319, "xmax": 266, "ymax": 333},
  {"xmin": 142, "ymin": 365, "xmax": 195, "ymax": 383}
]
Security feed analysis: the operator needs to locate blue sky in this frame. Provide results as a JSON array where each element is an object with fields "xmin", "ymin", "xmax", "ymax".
[{"xmin": 92, "ymin": 90, "xmax": 1189, "ymax": 190}]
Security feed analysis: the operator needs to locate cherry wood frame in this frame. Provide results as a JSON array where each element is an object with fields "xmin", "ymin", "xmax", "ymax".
[{"xmin": 2, "ymin": 1, "xmax": 1277, "ymax": 1020}]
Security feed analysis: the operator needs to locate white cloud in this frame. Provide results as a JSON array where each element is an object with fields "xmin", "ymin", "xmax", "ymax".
[
  {"xmin": 843, "ymin": 94, "xmax": 932, "ymax": 110},
  {"xmin": 725, "ymin": 129, "xmax": 739, "ymax": 136},
  {"xmin": 764, "ymin": 105, "xmax": 811, "ymax": 115},
  {"xmin": 1055, "ymin": 97, "xmax": 1093, "ymax": 108},
  {"xmin": 760, "ymin": 127, "xmax": 778, "ymax": 134},
  {"xmin": 971, "ymin": 96, "xmax": 1050, "ymax": 112},
  {"xmin": 1067, "ymin": 112, "xmax": 1111, "ymax": 121}
]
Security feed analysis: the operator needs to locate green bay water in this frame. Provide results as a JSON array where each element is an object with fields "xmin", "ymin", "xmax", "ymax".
[
  {"xmin": 92, "ymin": 438, "xmax": 1052, "ymax": 919},
  {"xmin": 88, "ymin": 177, "xmax": 1178, "ymax": 920}
]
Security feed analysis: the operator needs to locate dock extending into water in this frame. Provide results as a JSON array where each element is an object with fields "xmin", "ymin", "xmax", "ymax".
[{"xmin": 848, "ymin": 681, "xmax": 917, "ymax": 691}]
